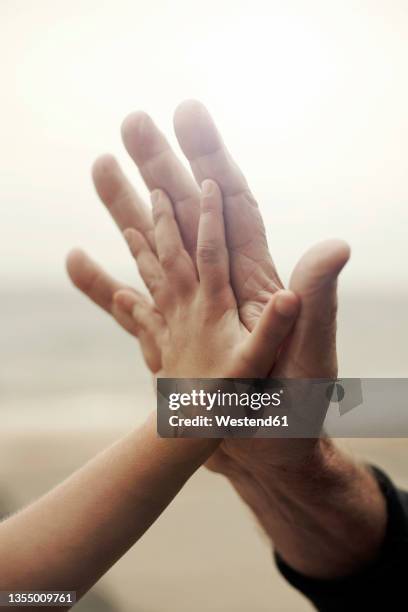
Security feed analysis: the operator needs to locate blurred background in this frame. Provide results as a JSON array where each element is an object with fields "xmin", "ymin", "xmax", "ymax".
[{"xmin": 1, "ymin": 0, "xmax": 408, "ymax": 610}]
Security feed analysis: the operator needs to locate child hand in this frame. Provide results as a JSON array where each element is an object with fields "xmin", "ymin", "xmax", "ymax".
[{"xmin": 120, "ymin": 179, "xmax": 299, "ymax": 379}]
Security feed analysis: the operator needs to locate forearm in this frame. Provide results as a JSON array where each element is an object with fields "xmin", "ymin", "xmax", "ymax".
[
  {"xmin": 228, "ymin": 439, "xmax": 386, "ymax": 579},
  {"xmin": 0, "ymin": 413, "xmax": 218, "ymax": 596}
]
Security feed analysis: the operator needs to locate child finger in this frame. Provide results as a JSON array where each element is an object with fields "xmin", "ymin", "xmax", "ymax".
[
  {"xmin": 111, "ymin": 287, "xmax": 152, "ymax": 336},
  {"xmin": 152, "ymin": 189, "xmax": 197, "ymax": 295},
  {"xmin": 241, "ymin": 290, "xmax": 300, "ymax": 376},
  {"xmin": 114, "ymin": 290, "xmax": 166, "ymax": 374},
  {"xmin": 196, "ymin": 179, "xmax": 230, "ymax": 297},
  {"xmin": 123, "ymin": 228, "xmax": 169, "ymax": 312}
]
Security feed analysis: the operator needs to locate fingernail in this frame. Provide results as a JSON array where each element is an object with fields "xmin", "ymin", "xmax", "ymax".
[
  {"xmin": 201, "ymin": 179, "xmax": 214, "ymax": 196},
  {"xmin": 275, "ymin": 291, "xmax": 299, "ymax": 317}
]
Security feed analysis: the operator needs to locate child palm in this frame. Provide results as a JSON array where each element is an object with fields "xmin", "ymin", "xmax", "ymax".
[{"xmin": 120, "ymin": 180, "xmax": 299, "ymax": 381}]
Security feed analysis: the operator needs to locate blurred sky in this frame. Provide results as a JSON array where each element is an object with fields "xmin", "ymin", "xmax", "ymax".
[{"xmin": 1, "ymin": 0, "xmax": 408, "ymax": 293}]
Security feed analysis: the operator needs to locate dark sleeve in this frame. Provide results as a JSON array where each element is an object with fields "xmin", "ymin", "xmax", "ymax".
[{"xmin": 275, "ymin": 466, "xmax": 408, "ymax": 611}]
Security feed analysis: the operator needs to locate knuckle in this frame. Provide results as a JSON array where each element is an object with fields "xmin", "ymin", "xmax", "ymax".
[
  {"xmin": 200, "ymin": 199, "xmax": 218, "ymax": 214},
  {"xmin": 159, "ymin": 248, "xmax": 181, "ymax": 272},
  {"xmin": 152, "ymin": 205, "xmax": 166, "ymax": 224},
  {"xmin": 197, "ymin": 291, "xmax": 232, "ymax": 319},
  {"xmin": 145, "ymin": 276, "xmax": 161, "ymax": 295},
  {"xmin": 197, "ymin": 241, "xmax": 223, "ymax": 265},
  {"xmin": 196, "ymin": 302, "xmax": 217, "ymax": 326},
  {"xmin": 152, "ymin": 197, "xmax": 172, "ymax": 223}
]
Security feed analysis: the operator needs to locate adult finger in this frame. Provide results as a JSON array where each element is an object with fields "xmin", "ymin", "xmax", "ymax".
[
  {"xmin": 67, "ymin": 248, "xmax": 124, "ymax": 313},
  {"xmin": 92, "ymin": 154, "xmax": 155, "ymax": 250},
  {"xmin": 66, "ymin": 248, "xmax": 145, "ymax": 337},
  {"xmin": 121, "ymin": 112, "xmax": 200, "ymax": 255},
  {"xmin": 173, "ymin": 100, "xmax": 282, "ymax": 295}
]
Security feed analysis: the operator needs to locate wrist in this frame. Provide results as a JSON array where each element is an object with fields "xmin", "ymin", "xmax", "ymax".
[
  {"xmin": 226, "ymin": 439, "xmax": 387, "ymax": 579},
  {"xmin": 141, "ymin": 412, "xmax": 220, "ymax": 477}
]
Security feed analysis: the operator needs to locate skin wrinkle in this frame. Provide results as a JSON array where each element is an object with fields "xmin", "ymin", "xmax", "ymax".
[
  {"xmin": 94, "ymin": 179, "xmax": 157, "ymax": 254},
  {"xmin": 247, "ymin": 454, "xmax": 384, "ymax": 573},
  {"xmin": 191, "ymin": 150, "xmax": 248, "ymax": 195},
  {"xmin": 95, "ymin": 168, "xmax": 140, "ymax": 210},
  {"xmin": 291, "ymin": 300, "xmax": 338, "ymax": 337},
  {"xmin": 102, "ymin": 185, "xmax": 135, "ymax": 214},
  {"xmin": 225, "ymin": 222, "xmax": 270, "ymax": 257},
  {"xmin": 222, "ymin": 193, "xmax": 283, "ymax": 290},
  {"xmin": 138, "ymin": 174, "xmax": 199, "ymax": 258},
  {"xmin": 141, "ymin": 272, "xmax": 163, "ymax": 300},
  {"xmin": 196, "ymin": 242, "xmax": 226, "ymax": 265},
  {"xmin": 230, "ymin": 448, "xmax": 328, "ymax": 533},
  {"xmin": 138, "ymin": 146, "xmax": 173, "ymax": 172},
  {"xmin": 228, "ymin": 233, "xmax": 268, "ymax": 256},
  {"xmin": 225, "ymin": 186, "xmax": 257, "ymax": 202},
  {"xmin": 224, "ymin": 190, "xmax": 266, "ymax": 222},
  {"xmin": 293, "ymin": 302, "xmax": 337, "ymax": 332},
  {"xmin": 174, "ymin": 193, "xmax": 200, "ymax": 214},
  {"xmin": 153, "ymin": 192, "xmax": 199, "ymax": 232},
  {"xmin": 294, "ymin": 273, "xmax": 339, "ymax": 300},
  {"xmin": 93, "ymin": 159, "xmax": 151, "ymax": 224},
  {"xmin": 225, "ymin": 447, "xmax": 320, "ymax": 536},
  {"xmin": 159, "ymin": 249, "xmax": 187, "ymax": 273},
  {"xmin": 281, "ymin": 354, "xmax": 326, "ymax": 378},
  {"xmin": 111, "ymin": 197, "xmax": 157, "ymax": 250},
  {"xmin": 236, "ymin": 255, "xmax": 282, "ymax": 304},
  {"xmin": 133, "ymin": 306, "xmax": 164, "ymax": 345},
  {"xmin": 74, "ymin": 263, "xmax": 119, "ymax": 311},
  {"xmin": 225, "ymin": 187, "xmax": 260, "ymax": 207},
  {"xmin": 188, "ymin": 143, "xmax": 224, "ymax": 163},
  {"xmin": 122, "ymin": 113, "xmax": 165, "ymax": 163}
]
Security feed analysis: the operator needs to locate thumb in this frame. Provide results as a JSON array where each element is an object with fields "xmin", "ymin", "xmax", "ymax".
[
  {"xmin": 241, "ymin": 290, "xmax": 299, "ymax": 377},
  {"xmin": 274, "ymin": 239, "xmax": 350, "ymax": 378}
]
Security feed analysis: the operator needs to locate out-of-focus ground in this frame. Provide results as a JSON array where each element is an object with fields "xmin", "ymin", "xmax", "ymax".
[{"xmin": 1, "ymin": 289, "xmax": 408, "ymax": 611}]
